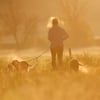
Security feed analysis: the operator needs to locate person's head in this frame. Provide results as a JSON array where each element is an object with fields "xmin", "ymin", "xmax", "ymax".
[{"xmin": 52, "ymin": 18, "xmax": 58, "ymax": 26}]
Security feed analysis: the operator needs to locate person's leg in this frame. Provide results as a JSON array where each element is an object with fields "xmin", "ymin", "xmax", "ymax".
[
  {"xmin": 50, "ymin": 48, "xmax": 57, "ymax": 68},
  {"xmin": 57, "ymin": 46, "xmax": 63, "ymax": 66}
]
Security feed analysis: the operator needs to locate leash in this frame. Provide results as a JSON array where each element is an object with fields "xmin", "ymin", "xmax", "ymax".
[
  {"xmin": 26, "ymin": 47, "xmax": 50, "ymax": 62},
  {"xmin": 25, "ymin": 47, "xmax": 50, "ymax": 70}
]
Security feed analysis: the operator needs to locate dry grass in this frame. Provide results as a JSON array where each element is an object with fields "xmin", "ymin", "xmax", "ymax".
[{"xmin": 0, "ymin": 54, "xmax": 100, "ymax": 100}]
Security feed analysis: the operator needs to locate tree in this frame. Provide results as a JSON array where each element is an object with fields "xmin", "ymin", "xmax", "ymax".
[
  {"xmin": 0, "ymin": 0, "xmax": 38, "ymax": 49},
  {"xmin": 20, "ymin": 16, "xmax": 39, "ymax": 48},
  {"xmin": 60, "ymin": 0, "xmax": 94, "ymax": 47}
]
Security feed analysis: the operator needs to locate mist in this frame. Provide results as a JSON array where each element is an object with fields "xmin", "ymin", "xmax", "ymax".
[
  {"xmin": 0, "ymin": 1, "xmax": 100, "ymax": 100},
  {"xmin": 0, "ymin": 0, "xmax": 100, "ymax": 50}
]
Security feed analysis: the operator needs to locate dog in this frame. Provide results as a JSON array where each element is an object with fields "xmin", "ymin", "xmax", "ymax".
[
  {"xmin": 8, "ymin": 60, "xmax": 29, "ymax": 72},
  {"xmin": 69, "ymin": 58, "xmax": 81, "ymax": 72}
]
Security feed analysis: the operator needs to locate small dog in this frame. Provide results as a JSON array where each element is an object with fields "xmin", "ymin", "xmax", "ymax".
[
  {"xmin": 8, "ymin": 60, "xmax": 29, "ymax": 72},
  {"xmin": 69, "ymin": 58, "xmax": 81, "ymax": 72}
]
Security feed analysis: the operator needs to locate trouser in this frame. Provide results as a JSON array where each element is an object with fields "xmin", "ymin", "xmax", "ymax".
[{"xmin": 50, "ymin": 46, "xmax": 63, "ymax": 68}]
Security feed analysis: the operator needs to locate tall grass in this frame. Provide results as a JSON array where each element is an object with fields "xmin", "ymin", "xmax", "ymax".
[{"xmin": 0, "ymin": 54, "xmax": 100, "ymax": 100}]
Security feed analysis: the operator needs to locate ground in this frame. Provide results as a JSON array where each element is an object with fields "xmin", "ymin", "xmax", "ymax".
[{"xmin": 0, "ymin": 54, "xmax": 100, "ymax": 100}]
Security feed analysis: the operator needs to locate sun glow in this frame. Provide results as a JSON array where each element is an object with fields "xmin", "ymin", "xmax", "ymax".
[
  {"xmin": 47, "ymin": 16, "xmax": 65, "ymax": 28},
  {"xmin": 8, "ymin": 54, "xmax": 23, "ymax": 62}
]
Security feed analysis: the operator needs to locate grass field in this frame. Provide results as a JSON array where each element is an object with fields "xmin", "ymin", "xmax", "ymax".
[{"xmin": 0, "ymin": 54, "xmax": 100, "ymax": 100}]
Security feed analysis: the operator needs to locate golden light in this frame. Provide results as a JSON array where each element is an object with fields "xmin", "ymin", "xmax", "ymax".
[
  {"xmin": 7, "ymin": 53, "xmax": 23, "ymax": 62},
  {"xmin": 47, "ymin": 16, "xmax": 65, "ymax": 28},
  {"xmin": 79, "ymin": 66, "xmax": 89, "ymax": 74}
]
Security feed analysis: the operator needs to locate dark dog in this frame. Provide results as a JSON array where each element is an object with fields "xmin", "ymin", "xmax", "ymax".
[
  {"xmin": 69, "ymin": 59, "xmax": 80, "ymax": 72},
  {"xmin": 8, "ymin": 60, "xmax": 29, "ymax": 72}
]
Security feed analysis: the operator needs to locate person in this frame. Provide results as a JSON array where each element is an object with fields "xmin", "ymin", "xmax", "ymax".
[{"xmin": 48, "ymin": 18, "xmax": 69, "ymax": 69}]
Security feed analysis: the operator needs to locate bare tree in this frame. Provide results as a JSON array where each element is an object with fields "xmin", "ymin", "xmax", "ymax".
[
  {"xmin": 0, "ymin": 0, "xmax": 38, "ymax": 49},
  {"xmin": 0, "ymin": 0, "xmax": 22, "ymax": 48},
  {"xmin": 20, "ymin": 16, "xmax": 39, "ymax": 48},
  {"xmin": 60, "ymin": 0, "xmax": 94, "ymax": 47}
]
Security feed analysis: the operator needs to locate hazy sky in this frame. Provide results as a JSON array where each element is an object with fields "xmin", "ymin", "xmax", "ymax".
[
  {"xmin": 0, "ymin": 0, "xmax": 100, "ymax": 36},
  {"xmin": 25, "ymin": 0, "xmax": 100, "ymax": 37},
  {"xmin": 87, "ymin": 0, "xmax": 100, "ymax": 37}
]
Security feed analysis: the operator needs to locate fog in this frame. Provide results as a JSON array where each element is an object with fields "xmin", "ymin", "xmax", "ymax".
[
  {"xmin": 0, "ymin": 0, "xmax": 100, "ymax": 49},
  {"xmin": 0, "ymin": 1, "xmax": 100, "ymax": 100}
]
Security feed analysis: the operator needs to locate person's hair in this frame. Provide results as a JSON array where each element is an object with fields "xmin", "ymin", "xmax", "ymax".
[{"xmin": 52, "ymin": 18, "xmax": 58, "ymax": 26}]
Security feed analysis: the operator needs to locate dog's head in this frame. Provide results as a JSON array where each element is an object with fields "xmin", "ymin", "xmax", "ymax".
[{"xmin": 69, "ymin": 59, "xmax": 80, "ymax": 71}]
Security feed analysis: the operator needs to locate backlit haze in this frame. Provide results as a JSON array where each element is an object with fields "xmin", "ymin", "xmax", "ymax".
[
  {"xmin": 0, "ymin": 0, "xmax": 100, "ymax": 52},
  {"xmin": 1, "ymin": 1, "xmax": 100, "ymax": 100}
]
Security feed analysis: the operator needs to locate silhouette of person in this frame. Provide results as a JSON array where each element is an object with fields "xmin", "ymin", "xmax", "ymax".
[{"xmin": 48, "ymin": 18, "xmax": 69, "ymax": 68}]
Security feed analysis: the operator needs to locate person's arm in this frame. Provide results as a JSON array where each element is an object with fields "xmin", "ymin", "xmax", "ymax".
[{"xmin": 62, "ymin": 29, "xmax": 69, "ymax": 40}]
